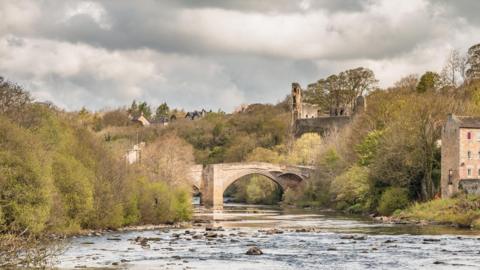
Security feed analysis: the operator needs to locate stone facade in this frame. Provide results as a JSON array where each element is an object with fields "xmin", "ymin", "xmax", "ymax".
[
  {"xmin": 441, "ymin": 114, "xmax": 480, "ymax": 197},
  {"xmin": 301, "ymin": 103, "xmax": 321, "ymax": 119},
  {"xmin": 124, "ymin": 142, "xmax": 145, "ymax": 164},
  {"xmin": 294, "ymin": 116, "xmax": 351, "ymax": 138}
]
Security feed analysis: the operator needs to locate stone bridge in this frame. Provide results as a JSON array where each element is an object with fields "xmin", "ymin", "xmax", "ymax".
[{"xmin": 189, "ymin": 162, "xmax": 315, "ymax": 209}]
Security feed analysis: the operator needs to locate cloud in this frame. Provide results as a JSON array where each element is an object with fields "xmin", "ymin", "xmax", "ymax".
[
  {"xmin": 0, "ymin": 0, "xmax": 479, "ymax": 111},
  {"xmin": 0, "ymin": 35, "xmax": 247, "ymax": 111}
]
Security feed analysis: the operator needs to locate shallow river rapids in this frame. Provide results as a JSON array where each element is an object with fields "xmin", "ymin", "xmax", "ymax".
[{"xmin": 56, "ymin": 202, "xmax": 480, "ymax": 269}]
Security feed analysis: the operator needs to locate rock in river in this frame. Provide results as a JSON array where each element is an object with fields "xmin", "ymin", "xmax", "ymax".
[{"xmin": 246, "ymin": 246, "xmax": 263, "ymax": 255}]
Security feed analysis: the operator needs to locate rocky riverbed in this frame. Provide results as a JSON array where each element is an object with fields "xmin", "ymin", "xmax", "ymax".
[{"xmin": 55, "ymin": 203, "xmax": 480, "ymax": 269}]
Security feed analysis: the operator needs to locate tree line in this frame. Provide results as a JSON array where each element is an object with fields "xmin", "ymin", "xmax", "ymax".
[{"xmin": 0, "ymin": 78, "xmax": 193, "ymax": 267}]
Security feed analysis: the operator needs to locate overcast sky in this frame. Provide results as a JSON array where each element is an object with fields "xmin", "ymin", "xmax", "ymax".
[{"xmin": 0, "ymin": 0, "xmax": 479, "ymax": 112}]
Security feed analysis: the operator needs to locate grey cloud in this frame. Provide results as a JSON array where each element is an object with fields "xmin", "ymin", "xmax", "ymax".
[{"xmin": 0, "ymin": 0, "xmax": 480, "ymax": 112}]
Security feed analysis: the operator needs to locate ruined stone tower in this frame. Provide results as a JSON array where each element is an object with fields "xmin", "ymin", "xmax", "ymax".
[
  {"xmin": 353, "ymin": 95, "xmax": 367, "ymax": 114},
  {"xmin": 291, "ymin": 82, "xmax": 302, "ymax": 124}
]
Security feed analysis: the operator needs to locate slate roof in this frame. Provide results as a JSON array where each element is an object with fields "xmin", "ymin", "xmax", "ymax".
[{"xmin": 456, "ymin": 116, "xmax": 480, "ymax": 128}]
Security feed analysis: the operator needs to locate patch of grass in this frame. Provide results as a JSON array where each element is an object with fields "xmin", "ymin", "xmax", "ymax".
[{"xmin": 396, "ymin": 195, "xmax": 480, "ymax": 228}]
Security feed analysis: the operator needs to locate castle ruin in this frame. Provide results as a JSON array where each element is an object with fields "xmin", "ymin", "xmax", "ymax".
[{"xmin": 291, "ymin": 82, "xmax": 366, "ymax": 137}]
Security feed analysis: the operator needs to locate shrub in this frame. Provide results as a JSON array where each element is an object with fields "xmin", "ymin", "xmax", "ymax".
[
  {"xmin": 377, "ymin": 187, "xmax": 409, "ymax": 215},
  {"xmin": 331, "ymin": 165, "xmax": 370, "ymax": 212},
  {"xmin": 50, "ymin": 154, "xmax": 94, "ymax": 231},
  {"xmin": 0, "ymin": 117, "xmax": 52, "ymax": 233},
  {"xmin": 398, "ymin": 196, "xmax": 480, "ymax": 227},
  {"xmin": 137, "ymin": 180, "xmax": 192, "ymax": 224},
  {"xmin": 102, "ymin": 109, "xmax": 130, "ymax": 127}
]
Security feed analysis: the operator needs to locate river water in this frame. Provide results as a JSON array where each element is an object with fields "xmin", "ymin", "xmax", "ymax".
[{"xmin": 55, "ymin": 202, "xmax": 480, "ymax": 269}]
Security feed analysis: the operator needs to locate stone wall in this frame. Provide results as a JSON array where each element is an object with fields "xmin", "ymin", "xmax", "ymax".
[
  {"xmin": 294, "ymin": 116, "xmax": 351, "ymax": 138},
  {"xmin": 188, "ymin": 165, "xmax": 203, "ymax": 189},
  {"xmin": 459, "ymin": 179, "xmax": 480, "ymax": 195},
  {"xmin": 441, "ymin": 117, "xmax": 460, "ymax": 197}
]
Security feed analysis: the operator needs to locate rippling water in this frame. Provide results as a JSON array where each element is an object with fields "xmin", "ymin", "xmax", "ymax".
[{"xmin": 55, "ymin": 203, "xmax": 480, "ymax": 269}]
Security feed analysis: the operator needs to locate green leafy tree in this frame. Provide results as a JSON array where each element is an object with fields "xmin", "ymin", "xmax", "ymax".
[
  {"xmin": 138, "ymin": 102, "xmax": 152, "ymax": 119},
  {"xmin": 155, "ymin": 102, "xmax": 170, "ymax": 120},
  {"xmin": 416, "ymin": 71, "xmax": 440, "ymax": 93},
  {"xmin": 356, "ymin": 130, "xmax": 384, "ymax": 166}
]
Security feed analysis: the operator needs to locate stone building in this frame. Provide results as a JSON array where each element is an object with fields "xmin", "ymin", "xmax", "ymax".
[
  {"xmin": 291, "ymin": 82, "xmax": 366, "ymax": 137},
  {"xmin": 291, "ymin": 83, "xmax": 322, "ymax": 120},
  {"xmin": 441, "ymin": 114, "xmax": 480, "ymax": 197},
  {"xmin": 125, "ymin": 142, "xmax": 145, "ymax": 164},
  {"xmin": 131, "ymin": 112, "xmax": 150, "ymax": 126}
]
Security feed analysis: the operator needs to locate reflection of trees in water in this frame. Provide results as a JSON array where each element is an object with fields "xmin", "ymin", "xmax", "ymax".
[{"xmin": 224, "ymin": 174, "xmax": 283, "ymax": 205}]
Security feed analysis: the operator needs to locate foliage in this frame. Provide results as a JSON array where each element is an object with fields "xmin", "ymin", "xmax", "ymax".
[
  {"xmin": 225, "ymin": 175, "xmax": 282, "ymax": 205},
  {"xmin": 304, "ymin": 67, "xmax": 377, "ymax": 114},
  {"xmin": 173, "ymin": 103, "xmax": 289, "ymax": 164},
  {"xmin": 331, "ymin": 165, "xmax": 370, "ymax": 213},
  {"xmin": 0, "ymin": 77, "xmax": 31, "ymax": 118},
  {"xmin": 141, "ymin": 134, "xmax": 195, "ymax": 185},
  {"xmin": 137, "ymin": 179, "xmax": 191, "ymax": 224},
  {"xmin": 0, "ymin": 81, "xmax": 193, "ymax": 240},
  {"xmin": 246, "ymin": 147, "xmax": 283, "ymax": 164},
  {"xmin": 155, "ymin": 102, "xmax": 170, "ymax": 119},
  {"xmin": 288, "ymin": 133, "xmax": 322, "ymax": 165},
  {"xmin": 128, "ymin": 100, "xmax": 152, "ymax": 119},
  {"xmin": 416, "ymin": 71, "xmax": 440, "ymax": 93},
  {"xmin": 377, "ymin": 187, "xmax": 410, "ymax": 216},
  {"xmin": 355, "ymin": 130, "xmax": 383, "ymax": 166},
  {"xmin": 0, "ymin": 116, "xmax": 51, "ymax": 234},
  {"xmin": 397, "ymin": 195, "xmax": 480, "ymax": 228},
  {"xmin": 101, "ymin": 109, "xmax": 130, "ymax": 128},
  {"xmin": 467, "ymin": 43, "xmax": 480, "ymax": 81}
]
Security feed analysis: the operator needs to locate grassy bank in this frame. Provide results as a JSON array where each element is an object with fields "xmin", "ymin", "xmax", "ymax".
[{"xmin": 395, "ymin": 196, "xmax": 480, "ymax": 229}]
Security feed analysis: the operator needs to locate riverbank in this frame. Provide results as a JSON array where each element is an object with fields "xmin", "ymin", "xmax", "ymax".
[{"xmin": 384, "ymin": 196, "xmax": 480, "ymax": 229}]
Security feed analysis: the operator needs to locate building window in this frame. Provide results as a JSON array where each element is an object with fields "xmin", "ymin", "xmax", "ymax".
[
  {"xmin": 467, "ymin": 132, "xmax": 472, "ymax": 139},
  {"xmin": 468, "ymin": 168, "xmax": 472, "ymax": 177},
  {"xmin": 448, "ymin": 169, "xmax": 453, "ymax": 185},
  {"xmin": 477, "ymin": 132, "xmax": 480, "ymax": 141},
  {"xmin": 468, "ymin": 151, "xmax": 472, "ymax": 159}
]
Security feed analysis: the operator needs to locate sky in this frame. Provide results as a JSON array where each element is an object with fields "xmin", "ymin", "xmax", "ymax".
[{"xmin": 0, "ymin": 0, "xmax": 479, "ymax": 112}]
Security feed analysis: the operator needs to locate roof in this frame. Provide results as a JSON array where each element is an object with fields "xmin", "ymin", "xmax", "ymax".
[
  {"xmin": 132, "ymin": 115, "xmax": 150, "ymax": 126},
  {"xmin": 456, "ymin": 116, "xmax": 480, "ymax": 128}
]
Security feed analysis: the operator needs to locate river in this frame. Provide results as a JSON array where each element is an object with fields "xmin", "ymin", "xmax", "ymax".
[{"xmin": 55, "ymin": 202, "xmax": 480, "ymax": 269}]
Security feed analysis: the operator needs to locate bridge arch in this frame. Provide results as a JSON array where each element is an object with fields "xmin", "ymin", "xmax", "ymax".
[
  {"xmin": 222, "ymin": 170, "xmax": 288, "ymax": 195},
  {"xmin": 193, "ymin": 162, "xmax": 315, "ymax": 209}
]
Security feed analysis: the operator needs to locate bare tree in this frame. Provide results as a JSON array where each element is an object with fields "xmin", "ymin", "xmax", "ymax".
[
  {"xmin": 0, "ymin": 77, "xmax": 31, "ymax": 117},
  {"xmin": 394, "ymin": 74, "xmax": 419, "ymax": 92},
  {"xmin": 440, "ymin": 49, "xmax": 467, "ymax": 87}
]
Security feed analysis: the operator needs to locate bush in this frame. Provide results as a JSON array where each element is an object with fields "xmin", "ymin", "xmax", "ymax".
[
  {"xmin": 398, "ymin": 196, "xmax": 480, "ymax": 227},
  {"xmin": 137, "ymin": 180, "xmax": 192, "ymax": 224},
  {"xmin": 377, "ymin": 187, "xmax": 409, "ymax": 215},
  {"xmin": 0, "ymin": 117, "xmax": 52, "ymax": 233},
  {"xmin": 331, "ymin": 165, "xmax": 370, "ymax": 212},
  {"xmin": 102, "ymin": 109, "xmax": 130, "ymax": 128}
]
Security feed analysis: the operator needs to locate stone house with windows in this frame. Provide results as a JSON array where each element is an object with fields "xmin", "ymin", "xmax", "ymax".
[{"xmin": 441, "ymin": 114, "xmax": 480, "ymax": 197}]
